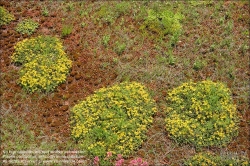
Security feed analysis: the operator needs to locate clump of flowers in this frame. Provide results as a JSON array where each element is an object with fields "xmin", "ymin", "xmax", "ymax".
[
  {"xmin": 165, "ymin": 80, "xmax": 238, "ymax": 147},
  {"xmin": 184, "ymin": 152, "xmax": 249, "ymax": 166},
  {"xmin": 141, "ymin": 7, "xmax": 183, "ymax": 36},
  {"xmin": 94, "ymin": 156, "xmax": 100, "ymax": 165},
  {"xmin": 93, "ymin": 152, "xmax": 125, "ymax": 166},
  {"xmin": 129, "ymin": 157, "xmax": 148, "ymax": 166},
  {"xmin": 93, "ymin": 152, "xmax": 148, "ymax": 166},
  {"xmin": 11, "ymin": 35, "xmax": 72, "ymax": 93},
  {"xmin": 71, "ymin": 82, "xmax": 157, "ymax": 162},
  {"xmin": 115, "ymin": 154, "xmax": 125, "ymax": 166},
  {"xmin": 0, "ymin": 6, "xmax": 15, "ymax": 26},
  {"xmin": 15, "ymin": 18, "xmax": 39, "ymax": 35}
]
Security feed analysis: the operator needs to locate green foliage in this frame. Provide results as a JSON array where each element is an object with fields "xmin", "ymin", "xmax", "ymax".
[
  {"xmin": 193, "ymin": 59, "xmax": 206, "ymax": 71},
  {"xmin": 95, "ymin": 4, "xmax": 115, "ymax": 24},
  {"xmin": 0, "ymin": 108, "xmax": 59, "ymax": 151},
  {"xmin": 79, "ymin": 10, "xmax": 87, "ymax": 17},
  {"xmin": 71, "ymin": 82, "xmax": 157, "ymax": 160},
  {"xmin": 66, "ymin": 1, "xmax": 74, "ymax": 11},
  {"xmin": 95, "ymin": 2, "xmax": 131, "ymax": 25},
  {"xmin": 114, "ymin": 42, "xmax": 126, "ymax": 55},
  {"xmin": 133, "ymin": 4, "xmax": 148, "ymax": 22},
  {"xmin": 114, "ymin": 2, "xmax": 131, "ymax": 17},
  {"xmin": 11, "ymin": 36, "xmax": 72, "ymax": 93},
  {"xmin": 239, "ymin": 42, "xmax": 249, "ymax": 56},
  {"xmin": 1, "ymin": 112, "xmax": 36, "ymax": 151},
  {"xmin": 189, "ymin": 1, "xmax": 214, "ymax": 7},
  {"xmin": 156, "ymin": 50, "xmax": 176, "ymax": 65},
  {"xmin": 102, "ymin": 35, "xmax": 110, "ymax": 48},
  {"xmin": 61, "ymin": 25, "xmax": 73, "ymax": 37},
  {"xmin": 167, "ymin": 51, "xmax": 176, "ymax": 65},
  {"xmin": 101, "ymin": 62, "xmax": 110, "ymax": 69},
  {"xmin": 80, "ymin": 22, "xmax": 86, "ymax": 28},
  {"xmin": 168, "ymin": 55, "xmax": 176, "ymax": 66},
  {"xmin": 0, "ymin": 6, "xmax": 15, "ymax": 26},
  {"xmin": 41, "ymin": 6, "xmax": 49, "ymax": 17},
  {"xmin": 141, "ymin": 7, "xmax": 183, "ymax": 36},
  {"xmin": 169, "ymin": 31, "xmax": 181, "ymax": 47},
  {"xmin": 165, "ymin": 80, "xmax": 239, "ymax": 147},
  {"xmin": 16, "ymin": 19, "xmax": 39, "ymax": 35},
  {"xmin": 156, "ymin": 55, "xmax": 168, "ymax": 64},
  {"xmin": 184, "ymin": 152, "xmax": 249, "ymax": 166}
]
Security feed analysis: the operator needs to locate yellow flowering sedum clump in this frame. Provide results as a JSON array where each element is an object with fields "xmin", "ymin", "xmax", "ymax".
[
  {"xmin": 71, "ymin": 82, "xmax": 157, "ymax": 159},
  {"xmin": 0, "ymin": 6, "xmax": 15, "ymax": 26},
  {"xmin": 184, "ymin": 152, "xmax": 249, "ymax": 166},
  {"xmin": 165, "ymin": 80, "xmax": 238, "ymax": 147},
  {"xmin": 11, "ymin": 36, "xmax": 72, "ymax": 93}
]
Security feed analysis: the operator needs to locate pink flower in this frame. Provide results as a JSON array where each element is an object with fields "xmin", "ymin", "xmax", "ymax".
[
  {"xmin": 107, "ymin": 151, "xmax": 112, "ymax": 158},
  {"xmin": 115, "ymin": 159, "xmax": 124, "ymax": 166},
  {"xmin": 130, "ymin": 160, "xmax": 136, "ymax": 165},
  {"xmin": 117, "ymin": 154, "xmax": 123, "ymax": 159},
  {"xmin": 137, "ymin": 158, "xmax": 142, "ymax": 163},
  {"xmin": 129, "ymin": 158, "xmax": 148, "ymax": 166},
  {"xmin": 94, "ymin": 156, "xmax": 99, "ymax": 165}
]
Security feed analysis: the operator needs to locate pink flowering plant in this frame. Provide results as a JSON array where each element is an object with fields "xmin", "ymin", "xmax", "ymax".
[
  {"xmin": 115, "ymin": 154, "xmax": 124, "ymax": 166},
  {"xmin": 94, "ymin": 156, "xmax": 100, "ymax": 166},
  {"xmin": 93, "ymin": 152, "xmax": 125, "ymax": 166},
  {"xmin": 93, "ymin": 152, "xmax": 149, "ymax": 166},
  {"xmin": 129, "ymin": 157, "xmax": 148, "ymax": 166}
]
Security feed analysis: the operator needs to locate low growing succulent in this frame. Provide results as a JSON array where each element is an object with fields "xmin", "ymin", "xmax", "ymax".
[
  {"xmin": 11, "ymin": 35, "xmax": 72, "ymax": 92},
  {"xmin": 16, "ymin": 18, "xmax": 39, "ymax": 35},
  {"xmin": 71, "ymin": 82, "xmax": 157, "ymax": 164},
  {"xmin": 0, "ymin": 6, "xmax": 15, "ymax": 26},
  {"xmin": 141, "ymin": 8, "xmax": 183, "ymax": 36},
  {"xmin": 165, "ymin": 80, "xmax": 239, "ymax": 147},
  {"xmin": 184, "ymin": 152, "xmax": 249, "ymax": 166}
]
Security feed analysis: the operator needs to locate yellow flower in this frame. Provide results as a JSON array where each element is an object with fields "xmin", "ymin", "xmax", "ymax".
[
  {"xmin": 11, "ymin": 36, "xmax": 72, "ymax": 92},
  {"xmin": 71, "ymin": 82, "xmax": 157, "ymax": 158},
  {"xmin": 165, "ymin": 80, "xmax": 238, "ymax": 147}
]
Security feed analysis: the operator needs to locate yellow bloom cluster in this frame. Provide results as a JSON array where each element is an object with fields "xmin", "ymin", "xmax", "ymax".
[
  {"xmin": 165, "ymin": 80, "xmax": 238, "ymax": 147},
  {"xmin": 0, "ymin": 6, "xmax": 15, "ymax": 26},
  {"xmin": 11, "ymin": 36, "xmax": 72, "ymax": 92},
  {"xmin": 184, "ymin": 152, "xmax": 249, "ymax": 166},
  {"xmin": 71, "ymin": 82, "xmax": 157, "ymax": 158}
]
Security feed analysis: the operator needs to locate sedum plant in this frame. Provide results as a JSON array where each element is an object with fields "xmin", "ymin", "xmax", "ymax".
[
  {"xmin": 141, "ymin": 8, "xmax": 183, "ymax": 36},
  {"xmin": 94, "ymin": 2, "xmax": 131, "ymax": 25},
  {"xmin": 16, "ymin": 18, "xmax": 39, "ymax": 35},
  {"xmin": 184, "ymin": 152, "xmax": 249, "ymax": 166},
  {"xmin": 61, "ymin": 25, "xmax": 73, "ymax": 38},
  {"xmin": 11, "ymin": 35, "xmax": 72, "ymax": 93},
  {"xmin": 0, "ymin": 6, "xmax": 15, "ymax": 26},
  {"xmin": 71, "ymin": 82, "xmax": 157, "ymax": 163},
  {"xmin": 165, "ymin": 80, "xmax": 238, "ymax": 147}
]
